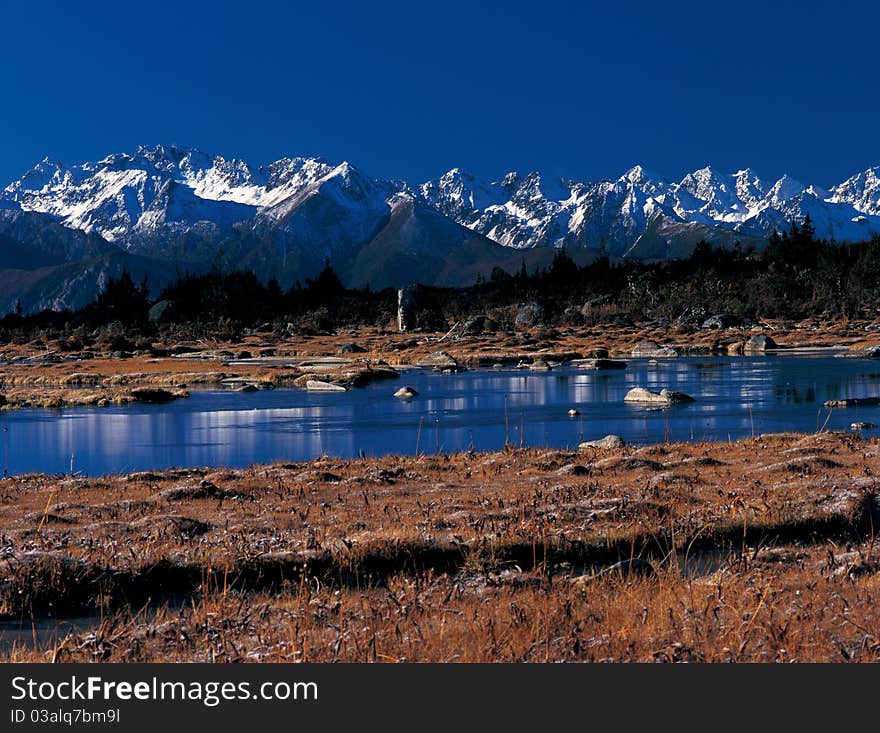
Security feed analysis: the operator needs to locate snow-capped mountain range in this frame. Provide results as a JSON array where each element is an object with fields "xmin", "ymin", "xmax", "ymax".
[{"xmin": 1, "ymin": 144, "xmax": 879, "ymax": 312}]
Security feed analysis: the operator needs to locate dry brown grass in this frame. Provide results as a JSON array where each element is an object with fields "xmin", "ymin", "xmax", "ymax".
[{"xmin": 1, "ymin": 431, "xmax": 879, "ymax": 661}]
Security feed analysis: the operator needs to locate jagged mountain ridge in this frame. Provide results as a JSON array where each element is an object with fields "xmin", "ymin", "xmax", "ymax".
[
  {"xmin": 5, "ymin": 145, "xmax": 880, "ymax": 258},
  {"xmin": 1, "ymin": 145, "xmax": 879, "ymax": 312}
]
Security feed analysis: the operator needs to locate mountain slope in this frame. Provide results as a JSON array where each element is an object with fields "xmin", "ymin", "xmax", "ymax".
[{"xmin": 2, "ymin": 146, "xmax": 880, "ymax": 314}]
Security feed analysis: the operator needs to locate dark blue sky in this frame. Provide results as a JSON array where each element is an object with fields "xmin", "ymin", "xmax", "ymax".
[{"xmin": 1, "ymin": 0, "xmax": 877, "ymax": 187}]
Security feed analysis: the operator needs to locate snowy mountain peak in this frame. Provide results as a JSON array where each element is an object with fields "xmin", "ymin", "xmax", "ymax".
[
  {"xmin": 621, "ymin": 165, "xmax": 661, "ymax": 187},
  {"xmin": 831, "ymin": 166, "xmax": 880, "ymax": 215},
  {"xmin": 767, "ymin": 174, "xmax": 806, "ymax": 204},
  {"xmin": 1, "ymin": 148, "xmax": 879, "ymax": 268}
]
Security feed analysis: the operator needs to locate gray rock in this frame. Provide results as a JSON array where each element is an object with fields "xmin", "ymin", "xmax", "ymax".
[
  {"xmin": 148, "ymin": 299, "xmax": 171, "ymax": 323},
  {"xmin": 701, "ymin": 314, "xmax": 741, "ymax": 329},
  {"xmin": 743, "ymin": 334, "xmax": 778, "ymax": 353},
  {"xmin": 624, "ymin": 387, "xmax": 695, "ymax": 405},
  {"xmin": 515, "ymin": 302, "xmax": 545, "ymax": 329},
  {"xmin": 462, "ymin": 315, "xmax": 497, "ymax": 335},
  {"xmin": 338, "ymin": 342, "xmax": 367, "ymax": 354},
  {"xmin": 676, "ymin": 305, "xmax": 708, "ymax": 328},
  {"xmin": 415, "ymin": 351, "xmax": 459, "ymax": 369},
  {"xmin": 585, "ymin": 348, "xmax": 610, "ymax": 359},
  {"xmin": 824, "ymin": 397, "xmax": 880, "ymax": 408},
  {"xmin": 394, "ymin": 386, "xmax": 419, "ymax": 399},
  {"xmin": 579, "ymin": 434, "xmax": 625, "ymax": 449},
  {"xmin": 305, "ymin": 380, "xmax": 348, "ymax": 392},
  {"xmin": 631, "ymin": 340, "xmax": 679, "ymax": 358},
  {"xmin": 851, "ymin": 421, "xmax": 878, "ymax": 430},
  {"xmin": 529, "ymin": 358, "xmax": 551, "ymax": 371}
]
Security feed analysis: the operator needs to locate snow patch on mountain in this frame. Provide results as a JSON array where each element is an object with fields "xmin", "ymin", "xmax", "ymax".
[{"xmin": 2, "ymin": 145, "xmax": 880, "ymax": 262}]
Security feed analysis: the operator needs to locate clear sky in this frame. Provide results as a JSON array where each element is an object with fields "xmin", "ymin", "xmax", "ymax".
[{"xmin": 1, "ymin": 0, "xmax": 877, "ymax": 187}]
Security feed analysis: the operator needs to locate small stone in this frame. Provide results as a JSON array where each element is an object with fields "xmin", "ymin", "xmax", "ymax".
[
  {"xmin": 529, "ymin": 358, "xmax": 551, "ymax": 371},
  {"xmin": 825, "ymin": 397, "xmax": 880, "ymax": 408},
  {"xmin": 394, "ymin": 386, "xmax": 419, "ymax": 399},
  {"xmin": 576, "ymin": 358, "xmax": 627, "ymax": 370},
  {"xmin": 305, "ymin": 380, "xmax": 347, "ymax": 392},
  {"xmin": 579, "ymin": 434, "xmax": 625, "ymax": 450}
]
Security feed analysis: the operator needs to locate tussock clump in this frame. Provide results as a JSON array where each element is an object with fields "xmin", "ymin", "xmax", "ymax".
[{"xmin": 152, "ymin": 480, "xmax": 242, "ymax": 502}]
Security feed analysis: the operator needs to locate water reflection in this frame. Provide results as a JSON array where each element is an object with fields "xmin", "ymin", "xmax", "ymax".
[{"xmin": 3, "ymin": 355, "xmax": 879, "ymax": 475}]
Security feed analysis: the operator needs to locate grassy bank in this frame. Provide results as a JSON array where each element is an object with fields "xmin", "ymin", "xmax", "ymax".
[{"xmin": 1, "ymin": 432, "xmax": 879, "ymax": 661}]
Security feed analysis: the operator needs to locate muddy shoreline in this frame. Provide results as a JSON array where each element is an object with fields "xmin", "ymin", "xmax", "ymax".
[{"xmin": 1, "ymin": 319, "xmax": 877, "ymax": 410}]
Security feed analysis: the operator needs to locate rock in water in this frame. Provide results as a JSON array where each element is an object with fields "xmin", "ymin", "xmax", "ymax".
[
  {"xmin": 394, "ymin": 386, "xmax": 419, "ymax": 399},
  {"xmin": 415, "ymin": 351, "xmax": 459, "ymax": 369},
  {"xmin": 568, "ymin": 408, "xmax": 580, "ymax": 417},
  {"xmin": 851, "ymin": 421, "xmax": 878, "ymax": 430},
  {"xmin": 529, "ymin": 358, "xmax": 551, "ymax": 371},
  {"xmin": 305, "ymin": 380, "xmax": 347, "ymax": 392},
  {"xmin": 579, "ymin": 435, "xmax": 625, "ymax": 449},
  {"xmin": 576, "ymin": 358, "xmax": 627, "ymax": 370},
  {"xmin": 624, "ymin": 387, "xmax": 695, "ymax": 405},
  {"xmin": 825, "ymin": 397, "xmax": 880, "ymax": 408}
]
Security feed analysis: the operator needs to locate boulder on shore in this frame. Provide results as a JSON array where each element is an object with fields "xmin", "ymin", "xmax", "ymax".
[
  {"xmin": 579, "ymin": 435, "xmax": 625, "ymax": 450},
  {"xmin": 743, "ymin": 334, "xmax": 778, "ymax": 354},
  {"xmin": 462, "ymin": 315, "xmax": 497, "ymax": 335},
  {"xmin": 147, "ymin": 299, "xmax": 171, "ymax": 323},
  {"xmin": 624, "ymin": 387, "xmax": 695, "ymax": 405},
  {"xmin": 415, "ymin": 351, "xmax": 459, "ymax": 369},
  {"xmin": 515, "ymin": 302, "xmax": 545, "ymax": 329},
  {"xmin": 702, "ymin": 314, "xmax": 741, "ymax": 330},
  {"xmin": 631, "ymin": 340, "xmax": 679, "ymax": 358}
]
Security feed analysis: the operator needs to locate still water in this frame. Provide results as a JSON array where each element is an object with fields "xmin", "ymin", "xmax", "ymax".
[{"xmin": 2, "ymin": 354, "xmax": 879, "ymax": 476}]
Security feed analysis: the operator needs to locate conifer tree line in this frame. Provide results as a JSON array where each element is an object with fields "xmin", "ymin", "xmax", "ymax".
[{"xmin": 2, "ymin": 218, "xmax": 880, "ymax": 341}]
